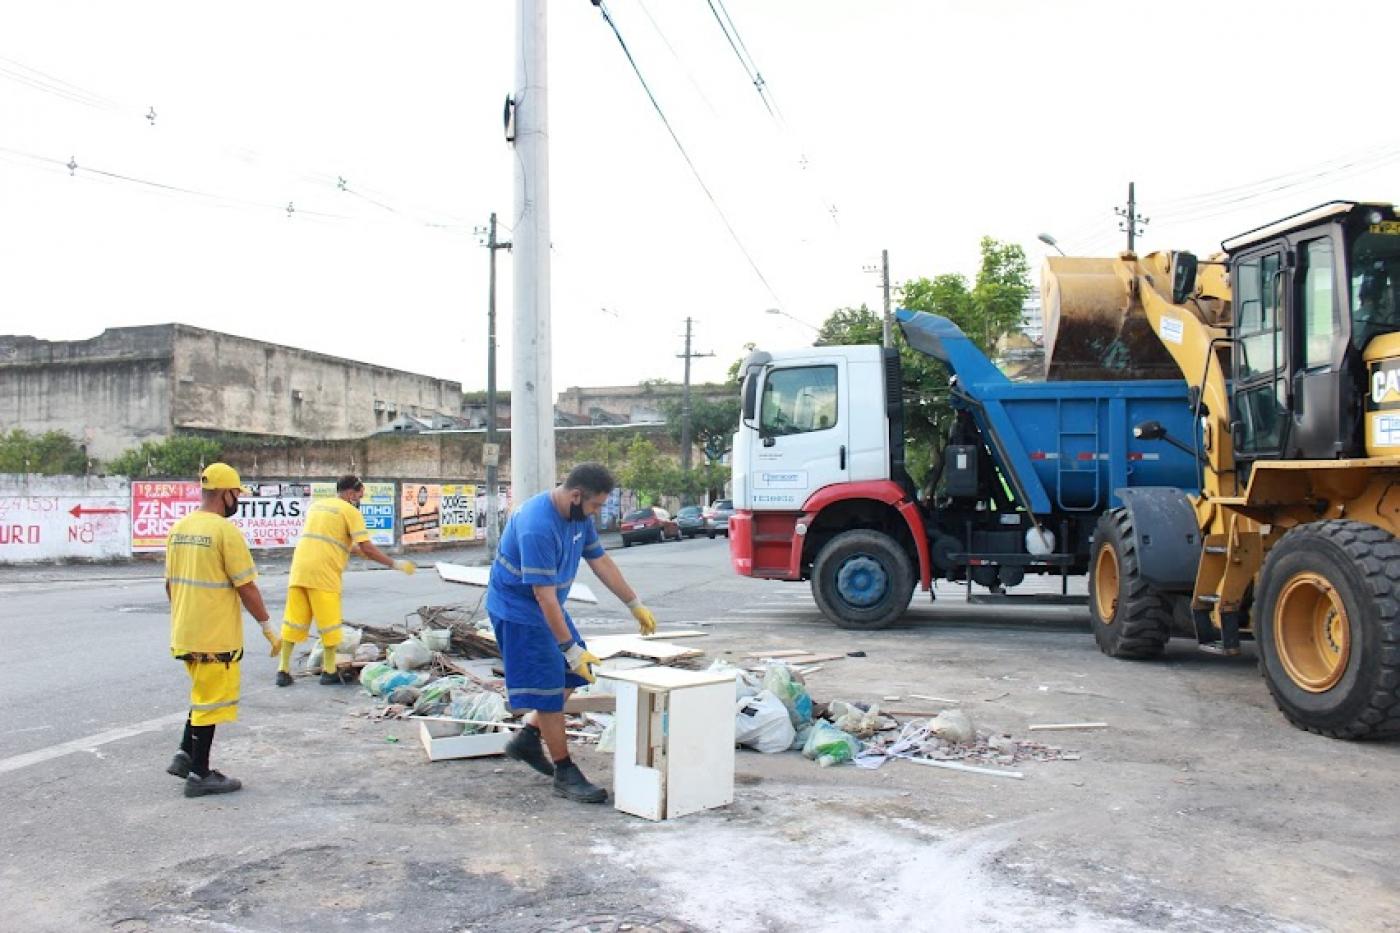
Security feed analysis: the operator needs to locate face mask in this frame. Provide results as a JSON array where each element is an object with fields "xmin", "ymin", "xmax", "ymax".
[
  {"xmin": 222, "ymin": 492, "xmax": 239, "ymax": 518},
  {"xmin": 568, "ymin": 497, "xmax": 586, "ymax": 522}
]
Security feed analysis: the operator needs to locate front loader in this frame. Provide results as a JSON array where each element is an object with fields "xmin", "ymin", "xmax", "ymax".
[{"xmin": 1045, "ymin": 201, "xmax": 1400, "ymax": 739}]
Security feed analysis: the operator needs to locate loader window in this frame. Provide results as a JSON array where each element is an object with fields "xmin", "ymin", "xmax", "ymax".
[
  {"xmin": 1233, "ymin": 251, "xmax": 1287, "ymax": 454},
  {"xmin": 760, "ymin": 365, "xmax": 837, "ymax": 436},
  {"xmin": 1300, "ymin": 238, "xmax": 1339, "ymax": 369},
  {"xmin": 1349, "ymin": 229, "xmax": 1400, "ymax": 350}
]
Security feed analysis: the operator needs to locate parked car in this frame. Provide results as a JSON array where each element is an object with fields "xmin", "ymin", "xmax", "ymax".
[
  {"xmin": 675, "ymin": 505, "xmax": 715, "ymax": 539},
  {"xmin": 620, "ymin": 507, "xmax": 680, "ymax": 546},
  {"xmin": 705, "ymin": 499, "xmax": 734, "ymax": 537}
]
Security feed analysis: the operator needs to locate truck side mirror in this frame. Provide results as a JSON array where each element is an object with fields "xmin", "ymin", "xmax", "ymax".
[
  {"xmin": 1171, "ymin": 251, "xmax": 1198, "ymax": 304},
  {"xmin": 742, "ymin": 372, "xmax": 759, "ymax": 422}
]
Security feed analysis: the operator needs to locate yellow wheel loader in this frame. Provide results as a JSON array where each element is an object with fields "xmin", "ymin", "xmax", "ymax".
[{"xmin": 1043, "ymin": 201, "xmax": 1400, "ymax": 739}]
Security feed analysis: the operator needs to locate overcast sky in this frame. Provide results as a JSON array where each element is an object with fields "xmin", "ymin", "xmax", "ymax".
[{"xmin": 3, "ymin": 1, "xmax": 1398, "ymax": 394}]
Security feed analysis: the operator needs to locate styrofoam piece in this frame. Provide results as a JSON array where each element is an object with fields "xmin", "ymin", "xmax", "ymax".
[{"xmin": 434, "ymin": 561, "xmax": 598, "ymax": 603}]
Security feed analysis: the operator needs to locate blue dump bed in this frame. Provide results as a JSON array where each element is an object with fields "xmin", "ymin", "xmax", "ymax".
[{"xmin": 897, "ymin": 310, "xmax": 1199, "ymax": 516}]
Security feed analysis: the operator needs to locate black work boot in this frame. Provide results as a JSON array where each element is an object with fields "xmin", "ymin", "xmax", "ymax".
[
  {"xmin": 275, "ymin": 671, "xmax": 294, "ymax": 687},
  {"xmin": 184, "ymin": 770, "xmax": 242, "ymax": 797},
  {"xmin": 504, "ymin": 724, "xmax": 555, "ymax": 776},
  {"xmin": 553, "ymin": 759, "xmax": 608, "ymax": 804},
  {"xmin": 319, "ymin": 669, "xmax": 349, "ymax": 685},
  {"xmin": 166, "ymin": 750, "xmax": 192, "ymax": 779}
]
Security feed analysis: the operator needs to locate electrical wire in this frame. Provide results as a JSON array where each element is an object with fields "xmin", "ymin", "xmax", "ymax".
[
  {"xmin": 591, "ymin": 0, "xmax": 785, "ymax": 307},
  {"xmin": 703, "ymin": 0, "xmax": 778, "ymax": 120}
]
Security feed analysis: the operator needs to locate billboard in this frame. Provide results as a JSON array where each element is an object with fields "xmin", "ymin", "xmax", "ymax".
[
  {"xmin": 400, "ymin": 483, "xmax": 442, "ymax": 544},
  {"xmin": 233, "ymin": 481, "xmax": 312, "ymax": 548},
  {"xmin": 440, "ymin": 483, "xmax": 477, "ymax": 542},
  {"xmin": 131, "ymin": 481, "xmax": 202, "ymax": 552}
]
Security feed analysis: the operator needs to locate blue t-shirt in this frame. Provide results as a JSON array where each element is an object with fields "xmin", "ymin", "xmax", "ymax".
[{"xmin": 486, "ymin": 491, "xmax": 605, "ymax": 626}]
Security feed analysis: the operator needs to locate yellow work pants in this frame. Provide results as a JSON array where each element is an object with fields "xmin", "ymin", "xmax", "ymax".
[
  {"xmin": 281, "ymin": 586, "xmax": 344, "ymax": 648},
  {"xmin": 184, "ymin": 655, "xmax": 241, "ymax": 726}
]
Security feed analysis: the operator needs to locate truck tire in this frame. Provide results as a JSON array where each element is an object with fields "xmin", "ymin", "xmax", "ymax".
[
  {"xmin": 1254, "ymin": 520, "xmax": 1400, "ymax": 740},
  {"xmin": 811, "ymin": 529, "xmax": 915, "ymax": 631},
  {"xmin": 1088, "ymin": 508, "xmax": 1172, "ymax": 659}
]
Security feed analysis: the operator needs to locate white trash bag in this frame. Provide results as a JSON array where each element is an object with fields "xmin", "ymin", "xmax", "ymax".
[{"xmin": 734, "ymin": 690, "xmax": 796, "ymax": 754}]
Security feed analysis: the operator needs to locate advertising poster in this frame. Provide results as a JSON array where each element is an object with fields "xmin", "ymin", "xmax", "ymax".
[
  {"xmin": 312, "ymin": 481, "xmax": 396, "ymax": 547},
  {"xmin": 400, "ymin": 483, "xmax": 442, "ymax": 544},
  {"xmin": 131, "ymin": 481, "xmax": 201, "ymax": 551},
  {"xmin": 233, "ymin": 481, "xmax": 312, "ymax": 548},
  {"xmin": 473, "ymin": 484, "xmax": 511, "ymax": 540},
  {"xmin": 0, "ymin": 482, "xmax": 130, "ymax": 562},
  {"xmin": 439, "ymin": 483, "xmax": 477, "ymax": 542}
]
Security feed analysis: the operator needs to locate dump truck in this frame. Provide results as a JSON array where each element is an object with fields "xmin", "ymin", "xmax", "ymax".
[
  {"xmin": 731, "ymin": 199, "xmax": 1400, "ymax": 739},
  {"xmin": 727, "ymin": 311, "xmax": 1199, "ymax": 624}
]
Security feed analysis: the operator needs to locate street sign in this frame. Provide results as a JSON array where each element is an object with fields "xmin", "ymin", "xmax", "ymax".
[{"xmin": 482, "ymin": 443, "xmax": 501, "ymax": 467}]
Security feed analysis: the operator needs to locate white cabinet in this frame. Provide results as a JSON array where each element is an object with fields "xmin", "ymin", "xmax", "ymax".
[{"xmin": 600, "ymin": 667, "xmax": 736, "ymax": 821}]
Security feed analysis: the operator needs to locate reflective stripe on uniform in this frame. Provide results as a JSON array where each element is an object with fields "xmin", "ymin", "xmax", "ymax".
[
  {"xmin": 230, "ymin": 566, "xmax": 256, "ymax": 584},
  {"xmin": 319, "ymin": 623, "xmax": 343, "ymax": 636},
  {"xmin": 301, "ymin": 532, "xmax": 350, "ymax": 553},
  {"xmin": 508, "ymin": 686, "xmax": 568, "ymax": 697},
  {"xmin": 191, "ymin": 698, "xmax": 239, "ymax": 711},
  {"xmin": 283, "ymin": 620, "xmax": 311, "ymax": 632},
  {"xmin": 168, "ymin": 576, "xmax": 233, "ymax": 590}
]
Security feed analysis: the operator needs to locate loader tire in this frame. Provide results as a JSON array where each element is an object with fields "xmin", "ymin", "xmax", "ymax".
[
  {"xmin": 1254, "ymin": 521, "xmax": 1400, "ymax": 740},
  {"xmin": 1088, "ymin": 508, "xmax": 1172, "ymax": 659},
  {"xmin": 812, "ymin": 529, "xmax": 915, "ymax": 631}
]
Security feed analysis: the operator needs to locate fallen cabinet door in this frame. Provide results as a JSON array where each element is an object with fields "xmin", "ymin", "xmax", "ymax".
[{"xmin": 418, "ymin": 720, "xmax": 511, "ymax": 761}]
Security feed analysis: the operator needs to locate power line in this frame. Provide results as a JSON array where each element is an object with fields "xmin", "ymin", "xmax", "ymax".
[
  {"xmin": 703, "ymin": 0, "xmax": 780, "ymax": 121},
  {"xmin": 590, "ymin": 0, "xmax": 785, "ymax": 307}
]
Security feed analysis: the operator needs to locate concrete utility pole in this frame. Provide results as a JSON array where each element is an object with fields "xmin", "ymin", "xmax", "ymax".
[
  {"xmin": 864, "ymin": 250, "xmax": 894, "ymax": 348},
  {"xmin": 510, "ymin": 0, "xmax": 555, "ymax": 502},
  {"xmin": 484, "ymin": 212, "xmax": 511, "ymax": 559},
  {"xmin": 1115, "ymin": 181, "xmax": 1150, "ymax": 252},
  {"xmin": 676, "ymin": 317, "xmax": 715, "ymax": 479}
]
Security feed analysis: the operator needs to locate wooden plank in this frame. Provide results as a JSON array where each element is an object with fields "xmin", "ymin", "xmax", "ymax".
[
  {"xmin": 743, "ymin": 649, "xmax": 808, "ymax": 659},
  {"xmin": 908, "ymin": 694, "xmax": 960, "ymax": 705},
  {"xmin": 903, "ymin": 757, "xmax": 1024, "ymax": 780},
  {"xmin": 643, "ymin": 630, "xmax": 709, "ymax": 640},
  {"xmin": 776, "ymin": 653, "xmax": 846, "ymax": 665},
  {"xmin": 587, "ymin": 634, "xmax": 703, "ymax": 662},
  {"xmin": 563, "ymin": 694, "xmax": 616, "ymax": 714},
  {"xmin": 882, "ymin": 708, "xmax": 945, "ymax": 718}
]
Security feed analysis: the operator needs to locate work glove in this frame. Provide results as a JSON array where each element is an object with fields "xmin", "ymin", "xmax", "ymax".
[
  {"xmin": 562, "ymin": 641, "xmax": 600, "ymax": 684},
  {"xmin": 627, "ymin": 598, "xmax": 657, "ymax": 636},
  {"xmin": 260, "ymin": 625, "xmax": 281, "ymax": 657},
  {"xmin": 392, "ymin": 559, "xmax": 417, "ymax": 575}
]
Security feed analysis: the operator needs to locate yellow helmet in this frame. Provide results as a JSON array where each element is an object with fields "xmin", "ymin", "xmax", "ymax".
[{"xmin": 200, "ymin": 462, "xmax": 242, "ymax": 491}]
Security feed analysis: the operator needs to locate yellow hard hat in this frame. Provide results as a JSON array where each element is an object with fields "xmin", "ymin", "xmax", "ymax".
[{"xmin": 200, "ymin": 462, "xmax": 242, "ymax": 490}]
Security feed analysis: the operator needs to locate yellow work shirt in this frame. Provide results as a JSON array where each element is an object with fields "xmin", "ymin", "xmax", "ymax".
[
  {"xmin": 289, "ymin": 496, "xmax": 370, "ymax": 593},
  {"xmin": 166, "ymin": 510, "xmax": 258, "ymax": 654}
]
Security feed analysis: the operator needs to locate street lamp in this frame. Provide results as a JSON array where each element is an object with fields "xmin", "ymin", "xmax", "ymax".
[
  {"xmin": 1037, "ymin": 232, "xmax": 1066, "ymax": 256},
  {"xmin": 764, "ymin": 307, "xmax": 821, "ymax": 332}
]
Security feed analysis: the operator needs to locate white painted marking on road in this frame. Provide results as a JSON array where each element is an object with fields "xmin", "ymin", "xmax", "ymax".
[{"xmin": 0, "ymin": 710, "xmax": 186, "ymax": 776}]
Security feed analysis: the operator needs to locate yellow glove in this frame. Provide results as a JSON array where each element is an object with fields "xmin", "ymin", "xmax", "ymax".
[
  {"xmin": 392, "ymin": 559, "xmax": 417, "ymax": 575},
  {"xmin": 261, "ymin": 625, "xmax": 281, "ymax": 657},
  {"xmin": 628, "ymin": 600, "xmax": 657, "ymax": 636},
  {"xmin": 563, "ymin": 642, "xmax": 600, "ymax": 684}
]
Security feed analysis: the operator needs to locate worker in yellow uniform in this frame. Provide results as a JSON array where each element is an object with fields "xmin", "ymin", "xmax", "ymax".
[
  {"xmin": 165, "ymin": 462, "xmax": 277, "ymax": 798},
  {"xmin": 276, "ymin": 474, "xmax": 416, "ymax": 686}
]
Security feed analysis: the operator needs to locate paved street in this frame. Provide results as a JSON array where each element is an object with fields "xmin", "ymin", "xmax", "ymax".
[{"xmin": 1, "ymin": 538, "xmax": 1397, "ymax": 932}]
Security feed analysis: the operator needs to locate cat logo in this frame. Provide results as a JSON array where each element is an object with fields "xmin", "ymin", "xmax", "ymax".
[{"xmin": 1372, "ymin": 363, "xmax": 1400, "ymax": 406}]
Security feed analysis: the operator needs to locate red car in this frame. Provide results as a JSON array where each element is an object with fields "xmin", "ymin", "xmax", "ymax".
[{"xmin": 621, "ymin": 507, "xmax": 680, "ymax": 546}]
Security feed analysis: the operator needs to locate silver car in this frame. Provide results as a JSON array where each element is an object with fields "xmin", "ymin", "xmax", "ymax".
[{"xmin": 705, "ymin": 499, "xmax": 734, "ymax": 537}]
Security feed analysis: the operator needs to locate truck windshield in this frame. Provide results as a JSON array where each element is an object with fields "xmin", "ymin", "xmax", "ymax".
[{"xmin": 1349, "ymin": 226, "xmax": 1400, "ymax": 349}]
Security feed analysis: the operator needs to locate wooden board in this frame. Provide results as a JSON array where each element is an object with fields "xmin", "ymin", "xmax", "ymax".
[
  {"xmin": 643, "ymin": 630, "xmax": 709, "ymax": 640},
  {"xmin": 743, "ymin": 649, "xmax": 808, "ymax": 659},
  {"xmin": 587, "ymin": 634, "xmax": 703, "ymax": 662},
  {"xmin": 435, "ymin": 561, "xmax": 599, "ymax": 604},
  {"xmin": 417, "ymin": 721, "xmax": 510, "ymax": 761}
]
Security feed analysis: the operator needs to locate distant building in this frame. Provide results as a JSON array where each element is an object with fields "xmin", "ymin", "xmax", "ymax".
[
  {"xmin": 1019, "ymin": 292, "xmax": 1044, "ymax": 346},
  {"xmin": 554, "ymin": 382, "xmax": 734, "ymax": 426},
  {"xmin": 0, "ymin": 324, "xmax": 464, "ymax": 460}
]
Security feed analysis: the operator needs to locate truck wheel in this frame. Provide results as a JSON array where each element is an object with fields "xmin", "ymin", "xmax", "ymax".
[
  {"xmin": 1255, "ymin": 521, "xmax": 1400, "ymax": 739},
  {"xmin": 812, "ymin": 529, "xmax": 915, "ymax": 631},
  {"xmin": 1088, "ymin": 509, "xmax": 1171, "ymax": 658}
]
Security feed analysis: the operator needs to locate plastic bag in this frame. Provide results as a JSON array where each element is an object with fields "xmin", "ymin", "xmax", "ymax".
[
  {"xmin": 413, "ymin": 675, "xmax": 469, "ymax": 715},
  {"xmin": 446, "ymin": 690, "xmax": 509, "ymax": 733},
  {"xmin": 354, "ymin": 643, "xmax": 381, "ymax": 662},
  {"xmin": 830, "ymin": 700, "xmax": 883, "ymax": 739},
  {"xmin": 359, "ymin": 661, "xmax": 395, "ymax": 695},
  {"xmin": 379, "ymin": 669, "xmax": 430, "ymax": 696},
  {"xmin": 389, "ymin": 636, "xmax": 433, "ymax": 671},
  {"xmin": 929, "ymin": 708, "xmax": 975, "ymax": 745},
  {"xmin": 596, "ymin": 718, "xmax": 617, "ymax": 753},
  {"xmin": 734, "ymin": 690, "xmax": 796, "ymax": 754},
  {"xmin": 801, "ymin": 720, "xmax": 862, "ymax": 767},
  {"xmin": 708, "ymin": 659, "xmax": 763, "ymax": 700},
  {"xmin": 762, "ymin": 663, "xmax": 813, "ymax": 727}
]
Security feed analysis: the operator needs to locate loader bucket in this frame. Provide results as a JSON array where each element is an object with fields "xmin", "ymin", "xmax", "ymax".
[{"xmin": 1041, "ymin": 255, "xmax": 1180, "ymax": 381}]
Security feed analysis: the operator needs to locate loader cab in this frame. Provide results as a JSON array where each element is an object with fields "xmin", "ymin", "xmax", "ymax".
[{"xmin": 1223, "ymin": 201, "xmax": 1400, "ymax": 470}]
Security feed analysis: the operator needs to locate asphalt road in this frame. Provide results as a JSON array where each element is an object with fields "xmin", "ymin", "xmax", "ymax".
[{"xmin": 1, "ymin": 537, "xmax": 1397, "ymax": 932}]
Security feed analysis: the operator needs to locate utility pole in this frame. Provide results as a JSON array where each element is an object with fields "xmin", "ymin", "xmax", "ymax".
[
  {"xmin": 1115, "ymin": 181, "xmax": 1150, "ymax": 253},
  {"xmin": 676, "ymin": 317, "xmax": 715, "ymax": 483},
  {"xmin": 509, "ymin": 0, "xmax": 554, "ymax": 503},
  {"xmin": 863, "ymin": 250, "xmax": 894, "ymax": 348},
  {"xmin": 480, "ymin": 212, "xmax": 511, "ymax": 559}
]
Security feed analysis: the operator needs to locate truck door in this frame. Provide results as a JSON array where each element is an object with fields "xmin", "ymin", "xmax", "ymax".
[
  {"xmin": 752, "ymin": 361, "xmax": 849, "ymax": 507},
  {"xmin": 1289, "ymin": 232, "xmax": 1348, "ymax": 458},
  {"xmin": 1232, "ymin": 244, "xmax": 1290, "ymax": 468}
]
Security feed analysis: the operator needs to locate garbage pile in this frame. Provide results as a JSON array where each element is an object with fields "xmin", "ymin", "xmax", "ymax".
[{"xmin": 716, "ymin": 660, "xmax": 1077, "ymax": 777}]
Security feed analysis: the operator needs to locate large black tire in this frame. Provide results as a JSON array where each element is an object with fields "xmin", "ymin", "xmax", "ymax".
[
  {"xmin": 811, "ymin": 529, "xmax": 915, "ymax": 631},
  {"xmin": 1254, "ymin": 520, "xmax": 1400, "ymax": 739},
  {"xmin": 1088, "ymin": 508, "xmax": 1172, "ymax": 659}
]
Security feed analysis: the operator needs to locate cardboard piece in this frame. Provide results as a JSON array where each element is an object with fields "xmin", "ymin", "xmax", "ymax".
[
  {"xmin": 435, "ymin": 561, "xmax": 599, "ymax": 604},
  {"xmin": 586, "ymin": 634, "xmax": 703, "ymax": 662}
]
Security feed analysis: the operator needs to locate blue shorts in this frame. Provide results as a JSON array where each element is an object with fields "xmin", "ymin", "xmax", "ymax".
[{"xmin": 490, "ymin": 614, "xmax": 589, "ymax": 712}]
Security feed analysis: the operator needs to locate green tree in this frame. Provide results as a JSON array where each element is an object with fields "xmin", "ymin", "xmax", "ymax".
[
  {"xmin": 108, "ymin": 436, "xmax": 224, "ymax": 478},
  {"xmin": 580, "ymin": 432, "xmax": 626, "ymax": 470},
  {"xmin": 659, "ymin": 394, "xmax": 742, "ymax": 464},
  {"xmin": 726, "ymin": 342, "xmax": 758, "ymax": 383},
  {"xmin": 0, "ymin": 429, "xmax": 91, "ymax": 475},
  {"xmin": 616, "ymin": 434, "xmax": 667, "ymax": 504}
]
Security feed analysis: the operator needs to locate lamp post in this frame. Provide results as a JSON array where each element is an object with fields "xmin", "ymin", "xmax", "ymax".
[{"xmin": 1037, "ymin": 232, "xmax": 1066, "ymax": 256}]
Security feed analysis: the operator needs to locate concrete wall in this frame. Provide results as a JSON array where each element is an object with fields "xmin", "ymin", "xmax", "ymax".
[
  {"xmin": 0, "ymin": 474, "xmax": 131, "ymax": 562},
  {"xmin": 171, "ymin": 326, "xmax": 464, "ymax": 440},
  {"xmin": 0, "ymin": 326, "xmax": 175, "ymax": 460},
  {"xmin": 555, "ymin": 383, "xmax": 732, "ymax": 424}
]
